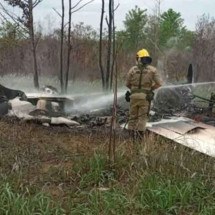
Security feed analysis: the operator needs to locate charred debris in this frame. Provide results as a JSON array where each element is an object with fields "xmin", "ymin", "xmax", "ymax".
[{"xmin": 0, "ymin": 83, "xmax": 215, "ymax": 128}]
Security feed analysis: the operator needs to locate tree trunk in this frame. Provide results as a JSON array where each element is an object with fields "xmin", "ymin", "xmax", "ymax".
[
  {"xmin": 99, "ymin": 0, "xmax": 105, "ymax": 90},
  {"xmin": 110, "ymin": 0, "xmax": 115, "ymax": 90},
  {"xmin": 154, "ymin": 0, "xmax": 161, "ymax": 65},
  {"xmin": 108, "ymin": 50, "xmax": 118, "ymax": 164},
  {"xmin": 60, "ymin": 0, "xmax": 65, "ymax": 93},
  {"xmin": 29, "ymin": 0, "xmax": 39, "ymax": 89},
  {"xmin": 65, "ymin": 0, "xmax": 72, "ymax": 93},
  {"xmin": 106, "ymin": 0, "xmax": 113, "ymax": 90}
]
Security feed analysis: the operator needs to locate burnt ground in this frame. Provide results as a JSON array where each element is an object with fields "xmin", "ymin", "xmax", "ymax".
[
  {"xmin": 0, "ymin": 114, "xmax": 215, "ymax": 215},
  {"xmin": 0, "ymin": 85, "xmax": 215, "ymax": 213},
  {"xmin": 0, "ymin": 116, "xmax": 114, "ymax": 198},
  {"xmin": 0, "ymin": 116, "xmax": 214, "ymax": 194},
  {"xmin": 0, "ymin": 116, "xmax": 109, "ymax": 169}
]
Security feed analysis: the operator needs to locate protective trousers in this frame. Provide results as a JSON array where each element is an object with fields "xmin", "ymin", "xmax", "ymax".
[{"xmin": 128, "ymin": 98, "xmax": 149, "ymax": 131}]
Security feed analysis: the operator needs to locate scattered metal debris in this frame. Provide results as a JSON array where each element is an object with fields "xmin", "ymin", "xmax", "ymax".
[
  {"xmin": 2, "ymin": 83, "xmax": 215, "ymax": 158},
  {"xmin": 0, "ymin": 84, "xmax": 27, "ymax": 116},
  {"xmin": 27, "ymin": 95, "xmax": 74, "ymax": 115},
  {"xmin": 148, "ymin": 117, "xmax": 215, "ymax": 158}
]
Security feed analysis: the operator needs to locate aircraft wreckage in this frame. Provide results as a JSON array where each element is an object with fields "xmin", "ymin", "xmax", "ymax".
[{"xmin": 1, "ymin": 83, "xmax": 215, "ymax": 158}]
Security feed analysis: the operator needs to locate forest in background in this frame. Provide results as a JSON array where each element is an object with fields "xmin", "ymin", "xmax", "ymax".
[
  {"xmin": 0, "ymin": 1, "xmax": 215, "ymax": 91},
  {"xmin": 0, "ymin": 2, "xmax": 215, "ymax": 214}
]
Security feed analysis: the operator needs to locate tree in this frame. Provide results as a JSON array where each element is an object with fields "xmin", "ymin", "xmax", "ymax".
[
  {"xmin": 119, "ymin": 6, "xmax": 148, "ymax": 51},
  {"xmin": 178, "ymin": 28, "xmax": 194, "ymax": 50},
  {"xmin": 1, "ymin": 0, "xmax": 43, "ymax": 89},
  {"xmin": 193, "ymin": 15, "xmax": 215, "ymax": 82},
  {"xmin": 157, "ymin": 8, "xmax": 194, "ymax": 82},
  {"xmin": 159, "ymin": 8, "xmax": 184, "ymax": 47},
  {"xmin": 55, "ymin": 0, "xmax": 95, "ymax": 93},
  {"xmin": 59, "ymin": 0, "xmax": 65, "ymax": 93},
  {"xmin": 145, "ymin": 0, "xmax": 162, "ymax": 64},
  {"xmin": 65, "ymin": 0, "xmax": 72, "ymax": 93},
  {"xmin": 146, "ymin": 15, "xmax": 161, "ymax": 64},
  {"xmin": 0, "ymin": 21, "xmax": 25, "ymax": 45},
  {"xmin": 99, "ymin": 0, "xmax": 105, "ymax": 89},
  {"xmin": 106, "ymin": 0, "xmax": 114, "ymax": 90},
  {"xmin": 99, "ymin": 0, "xmax": 116, "ymax": 90}
]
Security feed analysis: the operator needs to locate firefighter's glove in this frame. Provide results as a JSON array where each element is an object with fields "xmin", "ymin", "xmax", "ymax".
[
  {"xmin": 125, "ymin": 91, "xmax": 131, "ymax": 102},
  {"xmin": 146, "ymin": 91, "xmax": 154, "ymax": 102}
]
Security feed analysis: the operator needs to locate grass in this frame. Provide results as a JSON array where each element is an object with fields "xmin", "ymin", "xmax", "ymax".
[
  {"xmin": 0, "ymin": 171, "xmax": 214, "ymax": 214},
  {"xmin": 137, "ymin": 174, "xmax": 215, "ymax": 214},
  {"xmin": 0, "ymin": 183, "xmax": 65, "ymax": 215},
  {"xmin": 0, "ymin": 119, "xmax": 215, "ymax": 214},
  {"xmin": 1, "ymin": 72, "xmax": 215, "ymax": 214},
  {"xmin": 68, "ymin": 175, "xmax": 215, "ymax": 215},
  {"xmin": 65, "ymin": 150, "xmax": 215, "ymax": 215}
]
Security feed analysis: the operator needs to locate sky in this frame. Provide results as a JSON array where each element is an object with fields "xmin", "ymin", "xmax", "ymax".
[{"xmin": 2, "ymin": 0, "xmax": 214, "ymax": 32}]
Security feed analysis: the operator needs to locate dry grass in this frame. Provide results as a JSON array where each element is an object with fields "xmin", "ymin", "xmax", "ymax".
[{"xmin": 0, "ymin": 117, "xmax": 214, "ymax": 214}]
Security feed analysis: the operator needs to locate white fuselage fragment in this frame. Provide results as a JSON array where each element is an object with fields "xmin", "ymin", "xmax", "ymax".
[{"xmin": 147, "ymin": 117, "xmax": 215, "ymax": 158}]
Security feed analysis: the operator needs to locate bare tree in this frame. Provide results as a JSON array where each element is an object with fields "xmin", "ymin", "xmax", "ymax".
[
  {"xmin": 29, "ymin": 0, "xmax": 39, "ymax": 89},
  {"xmin": 99, "ymin": 0, "xmax": 116, "ymax": 91},
  {"xmin": 193, "ymin": 15, "xmax": 215, "ymax": 82},
  {"xmin": 109, "ymin": 2, "xmax": 115, "ymax": 90},
  {"xmin": 153, "ymin": 0, "xmax": 162, "ymax": 64},
  {"xmin": 106, "ymin": 0, "xmax": 113, "ymax": 90},
  {"xmin": 65, "ymin": 0, "xmax": 72, "ymax": 93},
  {"xmin": 99, "ymin": 0, "xmax": 105, "ymax": 89},
  {"xmin": 59, "ymin": 0, "xmax": 65, "ymax": 93},
  {"xmin": 108, "ymin": 60, "xmax": 117, "ymax": 163},
  {"xmin": 54, "ymin": 0, "xmax": 95, "ymax": 93},
  {"xmin": 1, "ymin": 0, "xmax": 43, "ymax": 89}
]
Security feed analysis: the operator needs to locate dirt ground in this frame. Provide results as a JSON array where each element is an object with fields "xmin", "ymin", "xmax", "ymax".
[
  {"xmin": 0, "ymin": 116, "xmax": 119, "ymax": 195},
  {"xmin": 0, "ymin": 116, "xmax": 214, "ymax": 202}
]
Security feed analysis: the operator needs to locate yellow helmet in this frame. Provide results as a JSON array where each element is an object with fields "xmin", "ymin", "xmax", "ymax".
[
  {"xmin": 136, "ymin": 49, "xmax": 152, "ymax": 64},
  {"xmin": 136, "ymin": 49, "xmax": 150, "ymax": 58}
]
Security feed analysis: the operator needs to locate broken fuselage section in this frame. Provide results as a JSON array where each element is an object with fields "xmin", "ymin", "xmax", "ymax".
[
  {"xmin": 26, "ymin": 86, "xmax": 74, "ymax": 117},
  {"xmin": 0, "ymin": 84, "xmax": 27, "ymax": 116}
]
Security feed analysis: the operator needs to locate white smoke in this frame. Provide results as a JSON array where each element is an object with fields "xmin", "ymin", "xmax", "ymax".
[{"xmin": 66, "ymin": 90, "xmax": 126, "ymax": 113}]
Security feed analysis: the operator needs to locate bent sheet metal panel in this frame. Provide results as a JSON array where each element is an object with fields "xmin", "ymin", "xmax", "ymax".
[
  {"xmin": 147, "ymin": 117, "xmax": 215, "ymax": 158},
  {"xmin": 156, "ymin": 121, "xmax": 205, "ymax": 135}
]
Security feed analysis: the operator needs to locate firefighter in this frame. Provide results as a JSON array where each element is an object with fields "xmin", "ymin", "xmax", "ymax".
[{"xmin": 125, "ymin": 49, "xmax": 162, "ymax": 140}]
